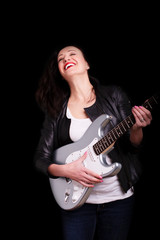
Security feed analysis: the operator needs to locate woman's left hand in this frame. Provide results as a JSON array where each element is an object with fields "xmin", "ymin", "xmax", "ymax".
[
  {"xmin": 130, "ymin": 106, "xmax": 152, "ymax": 145},
  {"xmin": 132, "ymin": 105, "xmax": 152, "ymax": 128}
]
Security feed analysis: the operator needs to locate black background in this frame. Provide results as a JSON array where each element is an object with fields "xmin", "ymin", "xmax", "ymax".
[{"xmin": 5, "ymin": 4, "xmax": 160, "ymax": 240}]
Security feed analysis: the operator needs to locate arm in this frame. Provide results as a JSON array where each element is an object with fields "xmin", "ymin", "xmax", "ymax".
[
  {"xmin": 48, "ymin": 152, "xmax": 103, "ymax": 187},
  {"xmin": 112, "ymin": 86, "xmax": 152, "ymax": 147},
  {"xmin": 130, "ymin": 106, "xmax": 152, "ymax": 145},
  {"xmin": 34, "ymin": 114, "xmax": 56, "ymax": 175},
  {"xmin": 34, "ymin": 115, "xmax": 102, "ymax": 186}
]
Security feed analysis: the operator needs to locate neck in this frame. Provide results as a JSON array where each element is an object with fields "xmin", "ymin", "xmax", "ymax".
[{"xmin": 68, "ymin": 75, "xmax": 94, "ymax": 102}]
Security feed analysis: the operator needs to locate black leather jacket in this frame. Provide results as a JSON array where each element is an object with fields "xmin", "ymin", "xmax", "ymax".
[{"xmin": 34, "ymin": 84, "xmax": 142, "ymax": 192}]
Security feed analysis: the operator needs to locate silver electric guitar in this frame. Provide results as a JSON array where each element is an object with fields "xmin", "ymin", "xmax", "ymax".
[{"xmin": 49, "ymin": 93, "xmax": 159, "ymax": 210}]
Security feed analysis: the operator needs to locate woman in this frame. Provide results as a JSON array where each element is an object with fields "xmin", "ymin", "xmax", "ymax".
[{"xmin": 34, "ymin": 45, "xmax": 152, "ymax": 240}]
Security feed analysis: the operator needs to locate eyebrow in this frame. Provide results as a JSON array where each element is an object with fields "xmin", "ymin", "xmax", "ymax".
[{"xmin": 58, "ymin": 49, "xmax": 76, "ymax": 58}]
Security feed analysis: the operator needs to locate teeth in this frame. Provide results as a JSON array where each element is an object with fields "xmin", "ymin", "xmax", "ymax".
[{"xmin": 65, "ymin": 63, "xmax": 75, "ymax": 70}]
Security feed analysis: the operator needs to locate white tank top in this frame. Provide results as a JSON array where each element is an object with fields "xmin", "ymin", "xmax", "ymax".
[{"xmin": 66, "ymin": 107, "xmax": 133, "ymax": 204}]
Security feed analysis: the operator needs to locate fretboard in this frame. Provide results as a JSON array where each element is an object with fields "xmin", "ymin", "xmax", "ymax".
[{"xmin": 93, "ymin": 93, "xmax": 159, "ymax": 155}]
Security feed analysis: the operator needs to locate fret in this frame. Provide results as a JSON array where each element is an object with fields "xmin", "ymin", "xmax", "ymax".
[
  {"xmin": 143, "ymin": 94, "xmax": 159, "ymax": 110},
  {"xmin": 103, "ymin": 136, "xmax": 110, "ymax": 147},
  {"xmin": 153, "ymin": 95, "xmax": 158, "ymax": 104},
  {"xmin": 148, "ymin": 101, "xmax": 152, "ymax": 109},
  {"xmin": 94, "ymin": 138, "xmax": 107, "ymax": 154},
  {"xmin": 117, "ymin": 125, "xmax": 123, "ymax": 135},
  {"xmin": 113, "ymin": 128, "xmax": 120, "ymax": 138},
  {"xmin": 126, "ymin": 115, "xmax": 135, "ymax": 128},
  {"xmin": 128, "ymin": 115, "xmax": 135, "ymax": 126},
  {"xmin": 106, "ymin": 135, "xmax": 112, "ymax": 145},
  {"xmin": 98, "ymin": 139, "xmax": 107, "ymax": 151},
  {"xmin": 111, "ymin": 129, "xmax": 118, "ymax": 140},
  {"xmin": 107, "ymin": 132, "xmax": 115, "ymax": 143},
  {"xmin": 123, "ymin": 119, "xmax": 130, "ymax": 129},
  {"xmin": 93, "ymin": 144, "xmax": 101, "ymax": 155},
  {"xmin": 144, "ymin": 101, "xmax": 152, "ymax": 110},
  {"xmin": 119, "ymin": 122, "xmax": 127, "ymax": 133},
  {"xmin": 116, "ymin": 127, "xmax": 120, "ymax": 136},
  {"xmin": 115, "ymin": 126, "xmax": 122, "ymax": 137},
  {"xmin": 100, "ymin": 139, "xmax": 107, "ymax": 149},
  {"xmin": 125, "ymin": 118, "xmax": 132, "ymax": 128},
  {"xmin": 99, "ymin": 144, "xmax": 105, "ymax": 152}
]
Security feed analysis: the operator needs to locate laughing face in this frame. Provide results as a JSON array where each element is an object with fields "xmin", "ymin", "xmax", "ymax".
[{"xmin": 57, "ymin": 46, "xmax": 90, "ymax": 81}]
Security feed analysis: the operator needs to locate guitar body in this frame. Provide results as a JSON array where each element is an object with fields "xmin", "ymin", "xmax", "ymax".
[{"xmin": 49, "ymin": 114, "xmax": 122, "ymax": 210}]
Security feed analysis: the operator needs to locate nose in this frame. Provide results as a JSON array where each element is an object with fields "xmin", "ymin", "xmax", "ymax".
[{"xmin": 64, "ymin": 56, "xmax": 71, "ymax": 62}]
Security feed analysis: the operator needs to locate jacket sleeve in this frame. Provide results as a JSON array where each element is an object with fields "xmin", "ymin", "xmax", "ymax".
[
  {"xmin": 33, "ymin": 114, "xmax": 57, "ymax": 176},
  {"xmin": 113, "ymin": 86, "xmax": 143, "ymax": 152},
  {"xmin": 108, "ymin": 86, "xmax": 143, "ymax": 190},
  {"xmin": 113, "ymin": 85, "xmax": 132, "ymax": 121}
]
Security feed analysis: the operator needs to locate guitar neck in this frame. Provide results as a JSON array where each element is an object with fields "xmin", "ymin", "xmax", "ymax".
[{"xmin": 93, "ymin": 93, "xmax": 159, "ymax": 155}]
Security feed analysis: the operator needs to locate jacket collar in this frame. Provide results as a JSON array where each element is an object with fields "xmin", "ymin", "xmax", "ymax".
[{"xmin": 84, "ymin": 95, "xmax": 105, "ymax": 121}]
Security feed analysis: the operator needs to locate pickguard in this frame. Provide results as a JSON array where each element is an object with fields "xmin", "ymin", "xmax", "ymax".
[{"xmin": 65, "ymin": 138, "xmax": 117, "ymax": 204}]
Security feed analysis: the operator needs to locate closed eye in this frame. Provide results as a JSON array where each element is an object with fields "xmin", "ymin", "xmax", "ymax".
[
  {"xmin": 58, "ymin": 57, "xmax": 64, "ymax": 63},
  {"xmin": 57, "ymin": 50, "xmax": 76, "ymax": 63}
]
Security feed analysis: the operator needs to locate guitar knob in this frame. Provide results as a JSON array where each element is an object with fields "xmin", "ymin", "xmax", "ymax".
[
  {"xmin": 64, "ymin": 189, "xmax": 71, "ymax": 203},
  {"xmin": 66, "ymin": 178, "xmax": 72, "ymax": 184}
]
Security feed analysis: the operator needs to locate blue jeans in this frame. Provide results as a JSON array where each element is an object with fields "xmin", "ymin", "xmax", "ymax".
[{"xmin": 60, "ymin": 195, "xmax": 135, "ymax": 240}]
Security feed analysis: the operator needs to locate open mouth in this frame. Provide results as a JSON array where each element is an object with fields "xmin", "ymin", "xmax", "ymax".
[{"xmin": 64, "ymin": 62, "xmax": 76, "ymax": 70}]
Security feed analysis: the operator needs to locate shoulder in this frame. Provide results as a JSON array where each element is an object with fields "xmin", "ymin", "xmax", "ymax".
[
  {"xmin": 98, "ymin": 83, "xmax": 128, "ymax": 99},
  {"xmin": 97, "ymin": 83, "xmax": 132, "ymax": 110}
]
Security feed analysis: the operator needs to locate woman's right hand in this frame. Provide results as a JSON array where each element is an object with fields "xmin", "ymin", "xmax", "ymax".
[
  {"xmin": 64, "ymin": 152, "xmax": 103, "ymax": 187},
  {"xmin": 48, "ymin": 152, "xmax": 103, "ymax": 187}
]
